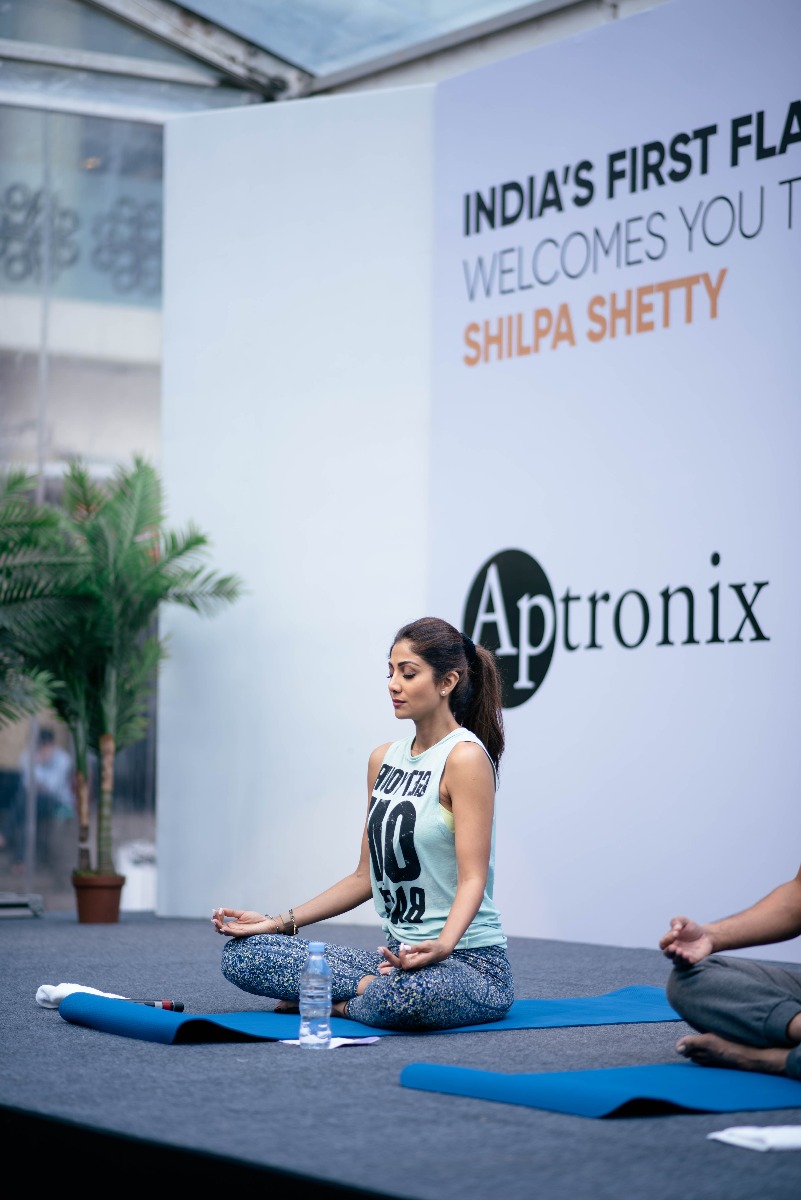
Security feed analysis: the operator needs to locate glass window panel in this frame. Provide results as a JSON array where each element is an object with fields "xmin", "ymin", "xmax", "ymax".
[
  {"xmin": 0, "ymin": 105, "xmax": 162, "ymax": 307},
  {"xmin": 0, "ymin": 107, "xmax": 162, "ymax": 472},
  {"xmin": 0, "ymin": 104, "xmax": 162, "ymax": 907},
  {"xmin": 178, "ymin": 0, "xmax": 570, "ymax": 75}
]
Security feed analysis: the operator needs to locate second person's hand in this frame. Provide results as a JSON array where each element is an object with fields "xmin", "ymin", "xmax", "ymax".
[{"xmin": 659, "ymin": 915, "xmax": 714, "ymax": 964}]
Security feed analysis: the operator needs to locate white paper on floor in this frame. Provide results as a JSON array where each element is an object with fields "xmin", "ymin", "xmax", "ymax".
[
  {"xmin": 707, "ymin": 1126, "xmax": 801, "ymax": 1151},
  {"xmin": 279, "ymin": 1037, "xmax": 380, "ymax": 1049}
]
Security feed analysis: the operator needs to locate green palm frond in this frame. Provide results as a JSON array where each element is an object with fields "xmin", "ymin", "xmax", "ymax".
[
  {"xmin": 161, "ymin": 568, "xmax": 244, "ymax": 613},
  {"xmin": 0, "ymin": 468, "xmax": 39, "ymax": 517},
  {"xmin": 49, "ymin": 669, "xmax": 92, "ymax": 741},
  {"xmin": 107, "ymin": 455, "xmax": 164, "ymax": 543},
  {"xmin": 0, "ymin": 502, "xmax": 60, "ymax": 549},
  {"xmin": 60, "ymin": 460, "xmax": 105, "ymax": 522},
  {"xmin": 0, "ymin": 643, "xmax": 55, "ymax": 727},
  {"xmin": 0, "ymin": 467, "xmax": 35, "ymax": 498},
  {"xmin": 109, "ymin": 635, "xmax": 166, "ymax": 752},
  {"xmin": 0, "ymin": 471, "xmax": 62, "ymax": 553},
  {"xmin": 155, "ymin": 524, "xmax": 209, "ymax": 564},
  {"xmin": 0, "ymin": 476, "xmax": 80, "ymax": 716}
]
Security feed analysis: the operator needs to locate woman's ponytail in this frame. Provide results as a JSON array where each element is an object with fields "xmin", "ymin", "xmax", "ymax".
[{"xmin": 459, "ymin": 641, "xmax": 504, "ymax": 772}]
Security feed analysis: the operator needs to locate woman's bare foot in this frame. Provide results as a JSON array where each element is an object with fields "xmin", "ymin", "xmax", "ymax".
[
  {"xmin": 676, "ymin": 1034, "xmax": 790, "ymax": 1075},
  {"xmin": 277, "ymin": 972, "xmax": 380, "ymax": 1018},
  {"xmin": 278, "ymin": 1000, "xmax": 349, "ymax": 1018},
  {"xmin": 330, "ymin": 974, "xmax": 380, "ymax": 1020}
]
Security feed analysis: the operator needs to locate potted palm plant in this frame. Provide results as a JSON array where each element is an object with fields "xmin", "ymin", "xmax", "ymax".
[{"xmin": 0, "ymin": 457, "xmax": 244, "ymax": 922}]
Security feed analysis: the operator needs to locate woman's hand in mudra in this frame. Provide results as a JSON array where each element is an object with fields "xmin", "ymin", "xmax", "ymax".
[
  {"xmin": 211, "ymin": 907, "xmax": 277, "ymax": 937},
  {"xmin": 378, "ymin": 939, "xmax": 450, "ymax": 972}
]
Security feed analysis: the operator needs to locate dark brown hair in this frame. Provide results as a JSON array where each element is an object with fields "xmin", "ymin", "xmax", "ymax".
[{"xmin": 391, "ymin": 616, "xmax": 505, "ymax": 771}]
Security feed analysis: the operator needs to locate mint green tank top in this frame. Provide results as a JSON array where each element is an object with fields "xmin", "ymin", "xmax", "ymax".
[{"xmin": 367, "ymin": 727, "xmax": 506, "ymax": 949}]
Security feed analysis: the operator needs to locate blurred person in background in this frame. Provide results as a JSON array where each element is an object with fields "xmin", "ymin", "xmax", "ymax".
[{"xmin": 10, "ymin": 726, "xmax": 76, "ymax": 882}]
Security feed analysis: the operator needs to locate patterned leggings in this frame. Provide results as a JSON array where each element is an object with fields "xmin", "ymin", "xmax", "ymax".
[{"xmin": 220, "ymin": 933, "xmax": 515, "ymax": 1031}]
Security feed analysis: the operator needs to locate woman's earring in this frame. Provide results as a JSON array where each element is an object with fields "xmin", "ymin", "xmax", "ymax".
[{"xmin": 441, "ymin": 690, "xmax": 447, "ymax": 696}]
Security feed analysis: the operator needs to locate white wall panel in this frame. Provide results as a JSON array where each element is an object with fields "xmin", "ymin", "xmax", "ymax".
[
  {"xmin": 158, "ymin": 86, "xmax": 434, "ymax": 920},
  {"xmin": 429, "ymin": 0, "xmax": 801, "ymax": 961}
]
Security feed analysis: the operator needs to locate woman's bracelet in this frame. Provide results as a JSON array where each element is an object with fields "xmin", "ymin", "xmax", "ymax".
[{"xmin": 264, "ymin": 908, "xmax": 297, "ymax": 936}]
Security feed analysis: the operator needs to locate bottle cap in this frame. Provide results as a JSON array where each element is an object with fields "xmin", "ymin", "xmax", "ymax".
[{"xmin": 309, "ymin": 942, "xmax": 325, "ymax": 951}]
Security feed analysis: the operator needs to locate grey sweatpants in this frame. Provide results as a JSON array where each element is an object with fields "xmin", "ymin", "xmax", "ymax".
[{"xmin": 667, "ymin": 954, "xmax": 801, "ymax": 1080}]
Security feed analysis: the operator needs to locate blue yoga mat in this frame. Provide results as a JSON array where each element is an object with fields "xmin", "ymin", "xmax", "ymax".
[
  {"xmin": 400, "ymin": 1060, "xmax": 801, "ymax": 1118},
  {"xmin": 58, "ymin": 984, "xmax": 679, "ymax": 1045}
]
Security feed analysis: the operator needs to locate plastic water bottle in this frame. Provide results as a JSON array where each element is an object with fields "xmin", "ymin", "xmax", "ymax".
[{"xmin": 298, "ymin": 941, "xmax": 332, "ymax": 1049}]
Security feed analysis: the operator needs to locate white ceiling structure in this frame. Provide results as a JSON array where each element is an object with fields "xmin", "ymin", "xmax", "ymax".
[{"xmin": 0, "ymin": 0, "xmax": 617, "ymax": 121}]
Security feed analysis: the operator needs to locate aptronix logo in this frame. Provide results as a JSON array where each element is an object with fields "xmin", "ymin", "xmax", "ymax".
[{"xmin": 463, "ymin": 548, "xmax": 769, "ymax": 709}]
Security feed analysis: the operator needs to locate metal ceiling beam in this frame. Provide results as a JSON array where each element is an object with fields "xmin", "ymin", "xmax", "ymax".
[
  {"xmin": 0, "ymin": 88, "xmax": 182, "ymax": 124},
  {"xmin": 0, "ymin": 38, "xmax": 219, "ymax": 86},
  {"xmin": 81, "ymin": 0, "xmax": 313, "ymax": 99}
]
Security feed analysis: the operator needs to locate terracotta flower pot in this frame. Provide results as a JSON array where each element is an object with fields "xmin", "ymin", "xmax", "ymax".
[{"xmin": 71, "ymin": 872, "xmax": 126, "ymax": 924}]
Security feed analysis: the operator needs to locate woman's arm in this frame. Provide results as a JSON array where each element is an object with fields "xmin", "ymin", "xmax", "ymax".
[{"xmin": 212, "ymin": 743, "xmax": 390, "ymax": 938}]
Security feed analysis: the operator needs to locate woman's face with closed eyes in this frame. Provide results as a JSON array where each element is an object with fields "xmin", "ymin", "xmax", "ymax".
[{"xmin": 386, "ymin": 640, "xmax": 443, "ymax": 721}]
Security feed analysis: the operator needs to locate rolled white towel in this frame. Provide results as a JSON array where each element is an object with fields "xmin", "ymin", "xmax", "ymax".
[{"xmin": 36, "ymin": 982, "xmax": 128, "ymax": 1009}]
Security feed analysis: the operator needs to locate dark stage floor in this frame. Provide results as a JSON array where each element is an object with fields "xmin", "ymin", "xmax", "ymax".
[{"xmin": 2, "ymin": 911, "xmax": 800, "ymax": 1199}]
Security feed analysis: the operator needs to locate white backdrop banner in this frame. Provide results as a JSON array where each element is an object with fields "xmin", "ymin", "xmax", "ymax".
[{"xmin": 430, "ymin": 0, "xmax": 801, "ymax": 957}]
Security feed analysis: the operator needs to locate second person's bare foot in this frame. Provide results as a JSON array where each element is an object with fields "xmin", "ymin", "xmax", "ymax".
[{"xmin": 676, "ymin": 1033, "xmax": 790, "ymax": 1075}]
